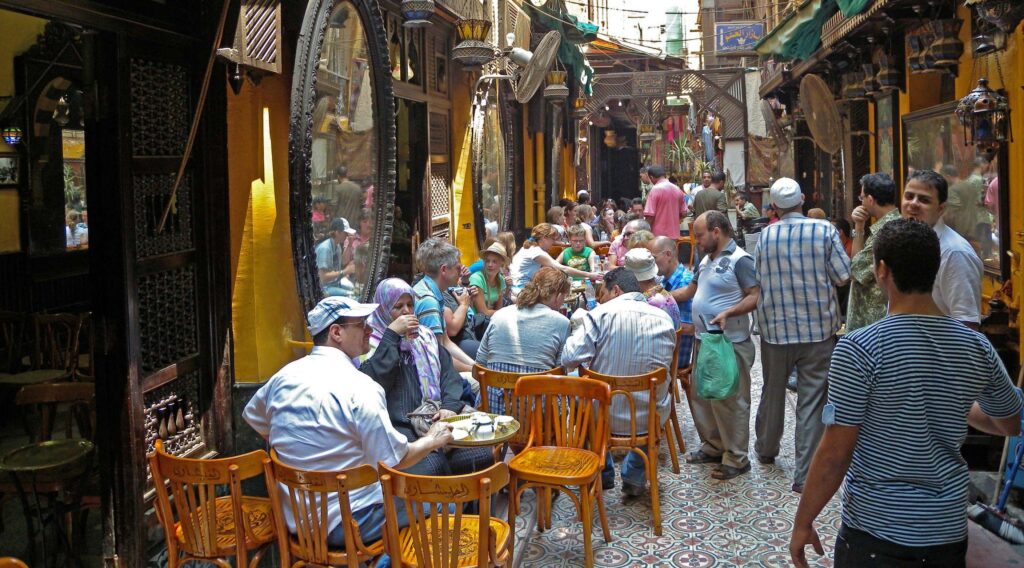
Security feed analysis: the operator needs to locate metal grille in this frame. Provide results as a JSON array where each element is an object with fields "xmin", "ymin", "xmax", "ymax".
[
  {"xmin": 133, "ymin": 173, "xmax": 194, "ymax": 259},
  {"xmin": 506, "ymin": 2, "xmax": 531, "ymax": 50},
  {"xmin": 129, "ymin": 58, "xmax": 189, "ymax": 157},
  {"xmin": 143, "ymin": 370, "xmax": 204, "ymax": 457},
  {"xmin": 239, "ymin": 0, "xmax": 281, "ymax": 73},
  {"xmin": 430, "ymin": 161, "xmax": 451, "ymax": 220},
  {"xmin": 138, "ymin": 266, "xmax": 199, "ymax": 374}
]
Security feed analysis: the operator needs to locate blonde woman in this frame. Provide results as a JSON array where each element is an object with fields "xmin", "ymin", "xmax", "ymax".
[{"xmin": 509, "ymin": 223, "xmax": 602, "ymax": 293}]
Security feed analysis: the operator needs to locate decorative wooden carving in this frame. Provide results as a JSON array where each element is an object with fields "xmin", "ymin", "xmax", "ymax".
[
  {"xmin": 134, "ymin": 173, "xmax": 194, "ymax": 258},
  {"xmin": 129, "ymin": 58, "xmax": 190, "ymax": 157},
  {"xmin": 289, "ymin": 0, "xmax": 397, "ymax": 311},
  {"xmin": 137, "ymin": 266, "xmax": 199, "ymax": 374},
  {"xmin": 143, "ymin": 371, "xmax": 204, "ymax": 457}
]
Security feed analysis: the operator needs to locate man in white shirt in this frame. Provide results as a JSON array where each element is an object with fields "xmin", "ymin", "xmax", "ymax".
[
  {"xmin": 243, "ymin": 296, "xmax": 454, "ymax": 549},
  {"xmin": 561, "ymin": 267, "xmax": 676, "ymax": 497},
  {"xmin": 901, "ymin": 169, "xmax": 983, "ymax": 329}
]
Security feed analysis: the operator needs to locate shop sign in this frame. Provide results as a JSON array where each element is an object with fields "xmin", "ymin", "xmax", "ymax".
[
  {"xmin": 715, "ymin": 22, "xmax": 764, "ymax": 53},
  {"xmin": 632, "ymin": 75, "xmax": 666, "ymax": 97}
]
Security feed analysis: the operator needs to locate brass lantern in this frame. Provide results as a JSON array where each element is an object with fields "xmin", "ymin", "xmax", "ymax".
[
  {"xmin": 452, "ymin": 19, "xmax": 494, "ymax": 68},
  {"xmin": 955, "ymin": 78, "xmax": 1011, "ymax": 160},
  {"xmin": 603, "ymin": 129, "xmax": 617, "ymax": 148},
  {"xmin": 401, "ymin": 0, "xmax": 436, "ymax": 28},
  {"xmin": 966, "ymin": 0, "xmax": 1024, "ymax": 33}
]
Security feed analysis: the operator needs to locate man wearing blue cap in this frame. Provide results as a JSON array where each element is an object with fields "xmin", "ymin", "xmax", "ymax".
[{"xmin": 244, "ymin": 296, "xmax": 454, "ymax": 551}]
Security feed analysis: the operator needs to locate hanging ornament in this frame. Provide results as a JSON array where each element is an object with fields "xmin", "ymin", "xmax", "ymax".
[
  {"xmin": 2, "ymin": 126, "xmax": 23, "ymax": 145},
  {"xmin": 401, "ymin": 0, "xmax": 435, "ymax": 28}
]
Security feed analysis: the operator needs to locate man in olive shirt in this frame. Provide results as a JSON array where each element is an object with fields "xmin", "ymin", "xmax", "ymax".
[
  {"xmin": 691, "ymin": 171, "xmax": 729, "ymax": 218},
  {"xmin": 846, "ymin": 173, "xmax": 900, "ymax": 331}
]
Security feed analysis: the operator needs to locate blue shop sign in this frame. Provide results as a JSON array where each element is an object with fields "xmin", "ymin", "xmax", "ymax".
[{"xmin": 714, "ymin": 22, "xmax": 764, "ymax": 53}]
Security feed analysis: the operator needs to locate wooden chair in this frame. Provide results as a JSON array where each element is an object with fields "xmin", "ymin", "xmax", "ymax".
[
  {"xmin": 508, "ymin": 376, "xmax": 612, "ymax": 568},
  {"xmin": 15, "ymin": 382, "xmax": 95, "ymax": 443},
  {"xmin": 579, "ymin": 367, "xmax": 672, "ymax": 535},
  {"xmin": 380, "ymin": 461, "xmax": 511, "ymax": 568},
  {"xmin": 546, "ymin": 244, "xmax": 566, "ymax": 259},
  {"xmin": 676, "ymin": 236, "xmax": 697, "ymax": 268},
  {"xmin": 0, "ymin": 558, "xmax": 28, "ymax": 568},
  {"xmin": 263, "ymin": 449, "xmax": 384, "ymax": 568},
  {"xmin": 0, "ymin": 311, "xmax": 26, "ymax": 375},
  {"xmin": 0, "ymin": 313, "xmax": 83, "ymax": 387},
  {"xmin": 148, "ymin": 440, "xmax": 275, "ymax": 568},
  {"xmin": 472, "ymin": 364, "xmax": 564, "ymax": 455},
  {"xmin": 667, "ymin": 325, "xmax": 696, "ymax": 457},
  {"xmin": 593, "ymin": 243, "xmax": 610, "ymax": 257},
  {"xmin": 74, "ymin": 313, "xmax": 94, "ymax": 381}
]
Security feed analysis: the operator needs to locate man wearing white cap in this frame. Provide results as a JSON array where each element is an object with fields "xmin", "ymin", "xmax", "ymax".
[
  {"xmin": 624, "ymin": 247, "xmax": 681, "ymax": 328},
  {"xmin": 243, "ymin": 296, "xmax": 454, "ymax": 550},
  {"xmin": 753, "ymin": 177, "xmax": 850, "ymax": 493}
]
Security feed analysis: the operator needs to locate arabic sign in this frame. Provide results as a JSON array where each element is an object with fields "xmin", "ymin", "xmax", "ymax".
[
  {"xmin": 715, "ymin": 22, "xmax": 764, "ymax": 53},
  {"xmin": 632, "ymin": 75, "xmax": 666, "ymax": 97}
]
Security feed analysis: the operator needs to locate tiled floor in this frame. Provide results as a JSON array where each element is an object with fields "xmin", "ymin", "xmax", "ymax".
[{"xmin": 511, "ymin": 339, "xmax": 844, "ymax": 567}]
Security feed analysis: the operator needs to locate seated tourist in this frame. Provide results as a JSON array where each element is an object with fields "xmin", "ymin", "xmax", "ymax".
[
  {"xmin": 469, "ymin": 242, "xmax": 509, "ymax": 318},
  {"xmin": 243, "ymin": 296, "xmax": 455, "ymax": 550},
  {"xmin": 559, "ymin": 224, "xmax": 598, "ymax": 280},
  {"xmin": 360, "ymin": 278, "xmax": 494, "ymax": 477},
  {"xmin": 476, "ymin": 267, "xmax": 572, "ymax": 413},
  {"xmin": 624, "ymin": 248, "xmax": 681, "ymax": 328},
  {"xmin": 561, "ymin": 267, "xmax": 675, "ymax": 496},
  {"xmin": 546, "ymin": 206, "xmax": 567, "ymax": 241},
  {"xmin": 412, "ymin": 238, "xmax": 477, "ymax": 372},
  {"xmin": 509, "ymin": 223, "xmax": 602, "ymax": 295},
  {"xmin": 316, "ymin": 218, "xmax": 356, "ymax": 296},
  {"xmin": 606, "ymin": 219, "xmax": 651, "ymax": 267}
]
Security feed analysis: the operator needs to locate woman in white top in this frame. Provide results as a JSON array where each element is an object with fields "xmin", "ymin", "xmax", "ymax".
[{"xmin": 509, "ymin": 223, "xmax": 602, "ymax": 293}]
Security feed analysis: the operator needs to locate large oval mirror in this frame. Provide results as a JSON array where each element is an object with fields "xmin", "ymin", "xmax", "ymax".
[
  {"xmin": 471, "ymin": 79, "xmax": 513, "ymax": 248},
  {"xmin": 290, "ymin": 0, "xmax": 396, "ymax": 313}
]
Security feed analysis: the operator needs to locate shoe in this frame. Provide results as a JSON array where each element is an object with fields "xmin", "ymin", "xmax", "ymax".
[
  {"xmin": 792, "ymin": 483, "xmax": 804, "ymax": 494},
  {"xmin": 685, "ymin": 450, "xmax": 721, "ymax": 464},
  {"xmin": 602, "ymin": 477, "xmax": 615, "ymax": 491},
  {"xmin": 756, "ymin": 454, "xmax": 775, "ymax": 465},
  {"xmin": 621, "ymin": 481, "xmax": 645, "ymax": 497},
  {"xmin": 711, "ymin": 463, "xmax": 751, "ymax": 480}
]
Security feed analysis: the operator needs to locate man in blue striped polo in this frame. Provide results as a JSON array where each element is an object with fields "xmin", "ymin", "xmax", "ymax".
[
  {"xmin": 753, "ymin": 177, "xmax": 851, "ymax": 493},
  {"xmin": 789, "ymin": 218, "xmax": 1021, "ymax": 568}
]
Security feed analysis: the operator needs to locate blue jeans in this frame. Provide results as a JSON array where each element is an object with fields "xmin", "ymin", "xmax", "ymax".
[
  {"xmin": 602, "ymin": 448, "xmax": 648, "ymax": 487},
  {"xmin": 327, "ymin": 499, "xmax": 453, "ymax": 567}
]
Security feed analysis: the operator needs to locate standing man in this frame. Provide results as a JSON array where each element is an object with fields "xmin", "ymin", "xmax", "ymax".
[
  {"xmin": 668, "ymin": 212, "xmax": 758, "ymax": 479},
  {"xmin": 561, "ymin": 267, "xmax": 676, "ymax": 496},
  {"xmin": 754, "ymin": 177, "xmax": 850, "ymax": 493},
  {"xmin": 846, "ymin": 173, "xmax": 900, "ymax": 331},
  {"xmin": 244, "ymin": 296, "xmax": 455, "ymax": 548},
  {"xmin": 332, "ymin": 165, "xmax": 365, "ymax": 228},
  {"xmin": 643, "ymin": 165, "xmax": 687, "ymax": 239},
  {"xmin": 639, "ymin": 166, "xmax": 653, "ymax": 200},
  {"xmin": 901, "ymin": 169, "xmax": 983, "ymax": 329},
  {"xmin": 734, "ymin": 192, "xmax": 761, "ymax": 248},
  {"xmin": 413, "ymin": 238, "xmax": 476, "ymax": 372},
  {"xmin": 650, "ymin": 236, "xmax": 696, "ymax": 366},
  {"xmin": 790, "ymin": 219, "xmax": 1021, "ymax": 567},
  {"xmin": 691, "ymin": 171, "xmax": 729, "ymax": 218}
]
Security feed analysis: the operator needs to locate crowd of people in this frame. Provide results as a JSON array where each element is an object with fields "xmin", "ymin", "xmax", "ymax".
[{"xmin": 244, "ymin": 164, "xmax": 1020, "ymax": 568}]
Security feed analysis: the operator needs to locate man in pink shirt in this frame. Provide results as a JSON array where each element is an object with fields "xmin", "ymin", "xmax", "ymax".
[{"xmin": 643, "ymin": 165, "xmax": 687, "ymax": 238}]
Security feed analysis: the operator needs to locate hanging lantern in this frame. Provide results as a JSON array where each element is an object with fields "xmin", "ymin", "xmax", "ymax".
[
  {"xmin": 2, "ymin": 126, "xmax": 22, "ymax": 145},
  {"xmin": 638, "ymin": 123, "xmax": 656, "ymax": 143},
  {"xmin": 451, "ymin": 19, "xmax": 494, "ymax": 68},
  {"xmin": 401, "ymin": 0, "xmax": 435, "ymax": 28},
  {"xmin": 955, "ymin": 78, "xmax": 1012, "ymax": 161},
  {"xmin": 966, "ymin": 0, "xmax": 1024, "ymax": 33},
  {"xmin": 53, "ymin": 95, "xmax": 71, "ymax": 127},
  {"xmin": 543, "ymin": 70, "xmax": 569, "ymax": 100},
  {"xmin": 603, "ymin": 129, "xmax": 617, "ymax": 148}
]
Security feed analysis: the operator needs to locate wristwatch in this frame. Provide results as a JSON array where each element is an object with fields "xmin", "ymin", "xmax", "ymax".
[{"xmin": 851, "ymin": 229, "xmax": 859, "ymax": 238}]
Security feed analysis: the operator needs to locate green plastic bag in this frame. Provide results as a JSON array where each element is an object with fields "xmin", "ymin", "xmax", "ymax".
[{"xmin": 695, "ymin": 332, "xmax": 739, "ymax": 400}]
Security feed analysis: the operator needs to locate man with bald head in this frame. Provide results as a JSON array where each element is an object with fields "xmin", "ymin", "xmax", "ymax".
[{"xmin": 650, "ymin": 236, "xmax": 695, "ymax": 364}]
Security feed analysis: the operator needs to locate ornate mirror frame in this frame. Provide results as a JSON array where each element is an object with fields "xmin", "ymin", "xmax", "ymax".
[
  {"xmin": 471, "ymin": 79, "xmax": 517, "ymax": 249},
  {"xmin": 289, "ymin": 0, "xmax": 397, "ymax": 313}
]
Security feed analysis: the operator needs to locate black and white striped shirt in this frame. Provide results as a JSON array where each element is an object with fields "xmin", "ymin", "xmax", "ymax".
[{"xmin": 826, "ymin": 314, "xmax": 1021, "ymax": 547}]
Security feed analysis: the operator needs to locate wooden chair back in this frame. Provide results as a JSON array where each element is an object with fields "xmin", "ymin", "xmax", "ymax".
[
  {"xmin": 0, "ymin": 311, "xmax": 26, "ymax": 374},
  {"xmin": 0, "ymin": 558, "xmax": 29, "ymax": 568},
  {"xmin": 76, "ymin": 312, "xmax": 94, "ymax": 380},
  {"xmin": 263, "ymin": 449, "xmax": 379, "ymax": 568},
  {"xmin": 15, "ymin": 382, "xmax": 95, "ymax": 442},
  {"xmin": 547, "ymin": 244, "xmax": 566, "ymax": 259},
  {"xmin": 676, "ymin": 236, "xmax": 697, "ymax": 267},
  {"xmin": 473, "ymin": 364, "xmax": 564, "ymax": 448},
  {"xmin": 380, "ymin": 461, "xmax": 509, "ymax": 568},
  {"xmin": 148, "ymin": 439, "xmax": 269, "ymax": 563},
  {"xmin": 579, "ymin": 368, "xmax": 667, "ymax": 446},
  {"xmin": 673, "ymin": 326, "xmax": 696, "ymax": 391},
  {"xmin": 514, "ymin": 375, "xmax": 611, "ymax": 457},
  {"xmin": 30, "ymin": 313, "xmax": 83, "ymax": 375},
  {"xmin": 593, "ymin": 243, "xmax": 610, "ymax": 257}
]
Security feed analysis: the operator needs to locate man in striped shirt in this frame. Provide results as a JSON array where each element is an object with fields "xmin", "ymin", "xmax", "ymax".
[
  {"xmin": 753, "ymin": 178, "xmax": 851, "ymax": 493},
  {"xmin": 790, "ymin": 218, "xmax": 1021, "ymax": 568},
  {"xmin": 561, "ymin": 267, "xmax": 676, "ymax": 497}
]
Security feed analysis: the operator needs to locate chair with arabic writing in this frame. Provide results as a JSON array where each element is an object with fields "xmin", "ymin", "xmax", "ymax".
[
  {"xmin": 507, "ymin": 376, "xmax": 612, "ymax": 568},
  {"xmin": 148, "ymin": 440, "xmax": 275, "ymax": 568},
  {"xmin": 666, "ymin": 325, "xmax": 695, "ymax": 461},
  {"xmin": 380, "ymin": 461, "xmax": 511, "ymax": 568},
  {"xmin": 580, "ymin": 367, "xmax": 670, "ymax": 535},
  {"xmin": 472, "ymin": 364, "xmax": 564, "ymax": 456},
  {"xmin": 263, "ymin": 449, "xmax": 384, "ymax": 568}
]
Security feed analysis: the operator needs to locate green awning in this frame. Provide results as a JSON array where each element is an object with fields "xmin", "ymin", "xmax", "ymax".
[
  {"xmin": 755, "ymin": 0, "xmax": 838, "ymax": 61},
  {"xmin": 526, "ymin": 0, "xmax": 596, "ymax": 94},
  {"xmin": 837, "ymin": 0, "xmax": 872, "ymax": 17}
]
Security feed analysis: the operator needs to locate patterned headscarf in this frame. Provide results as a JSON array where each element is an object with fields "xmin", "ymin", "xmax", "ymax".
[{"xmin": 366, "ymin": 278, "xmax": 442, "ymax": 401}]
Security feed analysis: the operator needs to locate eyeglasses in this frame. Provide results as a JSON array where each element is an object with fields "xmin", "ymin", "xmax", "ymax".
[{"xmin": 334, "ymin": 320, "xmax": 369, "ymax": 329}]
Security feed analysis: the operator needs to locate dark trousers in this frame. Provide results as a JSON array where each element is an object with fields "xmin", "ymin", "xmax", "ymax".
[{"xmin": 834, "ymin": 525, "xmax": 966, "ymax": 568}]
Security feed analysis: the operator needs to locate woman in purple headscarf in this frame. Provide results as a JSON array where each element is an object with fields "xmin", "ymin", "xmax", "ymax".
[{"xmin": 359, "ymin": 278, "xmax": 493, "ymax": 476}]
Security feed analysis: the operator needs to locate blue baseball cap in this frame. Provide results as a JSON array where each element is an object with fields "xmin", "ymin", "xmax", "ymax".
[{"xmin": 307, "ymin": 296, "xmax": 377, "ymax": 335}]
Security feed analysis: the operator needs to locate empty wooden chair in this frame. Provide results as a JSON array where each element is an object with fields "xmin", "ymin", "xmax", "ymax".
[
  {"xmin": 0, "ymin": 311, "xmax": 26, "ymax": 376},
  {"xmin": 15, "ymin": 382, "xmax": 95, "ymax": 443},
  {"xmin": 0, "ymin": 313, "xmax": 82, "ymax": 387},
  {"xmin": 472, "ymin": 364, "xmax": 564, "ymax": 455},
  {"xmin": 676, "ymin": 235, "xmax": 697, "ymax": 268},
  {"xmin": 148, "ymin": 440, "xmax": 275, "ymax": 568},
  {"xmin": 507, "ymin": 376, "xmax": 612, "ymax": 568},
  {"xmin": 381, "ymin": 461, "xmax": 510, "ymax": 568},
  {"xmin": 263, "ymin": 449, "xmax": 384, "ymax": 568},
  {"xmin": 580, "ymin": 367, "xmax": 671, "ymax": 535}
]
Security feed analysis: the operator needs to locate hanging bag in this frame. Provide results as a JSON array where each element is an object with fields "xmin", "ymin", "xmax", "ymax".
[{"xmin": 695, "ymin": 315, "xmax": 740, "ymax": 400}]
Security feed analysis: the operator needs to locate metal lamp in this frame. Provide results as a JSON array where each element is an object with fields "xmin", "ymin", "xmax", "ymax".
[
  {"xmin": 955, "ymin": 78, "xmax": 1011, "ymax": 161},
  {"xmin": 966, "ymin": 0, "xmax": 1024, "ymax": 33},
  {"xmin": 451, "ymin": 19, "xmax": 494, "ymax": 68},
  {"xmin": 543, "ymin": 70, "xmax": 569, "ymax": 100},
  {"xmin": 401, "ymin": 0, "xmax": 435, "ymax": 28},
  {"xmin": 2, "ymin": 126, "xmax": 22, "ymax": 145}
]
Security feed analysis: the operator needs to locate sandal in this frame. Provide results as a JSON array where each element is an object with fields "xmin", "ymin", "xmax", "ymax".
[
  {"xmin": 685, "ymin": 450, "xmax": 721, "ymax": 464},
  {"xmin": 711, "ymin": 463, "xmax": 751, "ymax": 480}
]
